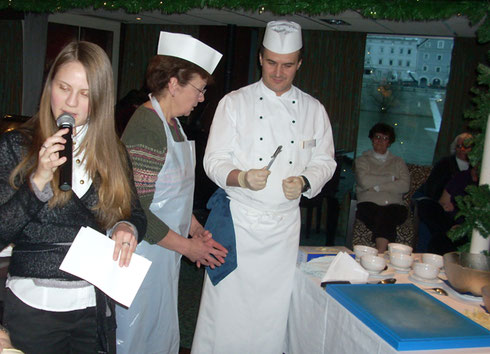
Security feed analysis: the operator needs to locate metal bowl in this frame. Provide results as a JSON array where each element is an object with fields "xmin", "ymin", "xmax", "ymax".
[
  {"xmin": 443, "ymin": 252, "xmax": 490, "ymax": 296},
  {"xmin": 482, "ymin": 285, "xmax": 490, "ymax": 311}
]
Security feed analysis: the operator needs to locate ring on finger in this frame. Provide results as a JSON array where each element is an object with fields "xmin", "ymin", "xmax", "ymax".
[{"xmin": 122, "ymin": 241, "xmax": 131, "ymax": 247}]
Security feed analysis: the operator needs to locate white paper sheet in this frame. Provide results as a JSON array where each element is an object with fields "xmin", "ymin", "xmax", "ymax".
[{"xmin": 59, "ymin": 226, "xmax": 151, "ymax": 307}]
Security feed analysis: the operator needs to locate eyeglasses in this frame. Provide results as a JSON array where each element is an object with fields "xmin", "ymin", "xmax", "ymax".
[
  {"xmin": 456, "ymin": 144, "xmax": 472, "ymax": 150},
  {"xmin": 188, "ymin": 82, "xmax": 207, "ymax": 96},
  {"xmin": 373, "ymin": 134, "xmax": 390, "ymax": 141}
]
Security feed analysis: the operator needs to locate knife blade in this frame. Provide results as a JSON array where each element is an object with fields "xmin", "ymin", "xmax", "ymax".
[{"xmin": 266, "ymin": 145, "xmax": 283, "ymax": 170}]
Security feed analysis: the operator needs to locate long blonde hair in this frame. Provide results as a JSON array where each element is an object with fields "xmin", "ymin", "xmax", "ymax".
[{"xmin": 10, "ymin": 41, "xmax": 133, "ymax": 229}]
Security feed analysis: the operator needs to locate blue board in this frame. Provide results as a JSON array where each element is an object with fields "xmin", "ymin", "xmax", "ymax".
[{"xmin": 326, "ymin": 283, "xmax": 490, "ymax": 351}]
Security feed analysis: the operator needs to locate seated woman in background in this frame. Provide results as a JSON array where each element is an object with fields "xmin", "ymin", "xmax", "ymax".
[
  {"xmin": 354, "ymin": 123, "xmax": 410, "ymax": 252},
  {"xmin": 428, "ymin": 165, "xmax": 479, "ymax": 255}
]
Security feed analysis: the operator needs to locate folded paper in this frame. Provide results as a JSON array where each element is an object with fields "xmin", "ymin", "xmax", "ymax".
[
  {"xmin": 322, "ymin": 251, "xmax": 369, "ymax": 284},
  {"xmin": 60, "ymin": 226, "xmax": 151, "ymax": 307}
]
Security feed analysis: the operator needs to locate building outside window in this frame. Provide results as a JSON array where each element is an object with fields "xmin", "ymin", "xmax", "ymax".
[{"xmin": 358, "ymin": 35, "xmax": 453, "ymax": 165}]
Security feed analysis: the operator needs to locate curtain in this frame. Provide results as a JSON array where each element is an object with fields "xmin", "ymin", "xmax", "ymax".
[
  {"xmin": 0, "ymin": 20, "xmax": 23, "ymax": 116},
  {"xmin": 117, "ymin": 24, "xmax": 199, "ymax": 101},
  {"xmin": 295, "ymin": 30, "xmax": 367, "ymax": 152},
  {"xmin": 22, "ymin": 13, "xmax": 48, "ymax": 117},
  {"xmin": 435, "ymin": 37, "xmax": 490, "ymax": 163}
]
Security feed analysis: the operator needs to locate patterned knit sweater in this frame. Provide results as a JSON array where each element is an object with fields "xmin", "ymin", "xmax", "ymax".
[{"xmin": 122, "ymin": 104, "xmax": 184, "ymax": 244}]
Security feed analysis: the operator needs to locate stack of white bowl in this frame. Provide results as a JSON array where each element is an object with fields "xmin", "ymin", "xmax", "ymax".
[
  {"xmin": 388, "ymin": 242, "xmax": 443, "ymax": 281},
  {"xmin": 414, "ymin": 253, "xmax": 444, "ymax": 281},
  {"xmin": 354, "ymin": 245, "xmax": 386, "ymax": 275},
  {"xmin": 388, "ymin": 243, "xmax": 414, "ymax": 273}
]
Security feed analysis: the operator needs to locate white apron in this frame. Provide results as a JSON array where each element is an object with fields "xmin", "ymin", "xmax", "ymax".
[
  {"xmin": 116, "ymin": 95, "xmax": 195, "ymax": 354},
  {"xmin": 192, "ymin": 199, "xmax": 300, "ymax": 354}
]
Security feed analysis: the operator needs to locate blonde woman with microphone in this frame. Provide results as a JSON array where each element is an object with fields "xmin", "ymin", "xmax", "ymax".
[{"xmin": 0, "ymin": 41, "xmax": 146, "ymax": 353}]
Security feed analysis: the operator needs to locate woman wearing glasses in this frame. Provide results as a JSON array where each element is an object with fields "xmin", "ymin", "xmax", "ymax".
[
  {"xmin": 354, "ymin": 122, "xmax": 410, "ymax": 253},
  {"xmin": 115, "ymin": 32, "xmax": 227, "ymax": 353}
]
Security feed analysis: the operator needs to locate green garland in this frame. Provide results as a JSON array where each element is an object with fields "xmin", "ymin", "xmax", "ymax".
[{"xmin": 0, "ymin": 0, "xmax": 489, "ymax": 41}]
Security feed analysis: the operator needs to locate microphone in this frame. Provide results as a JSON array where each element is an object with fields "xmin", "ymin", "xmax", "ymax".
[{"xmin": 56, "ymin": 113, "xmax": 75, "ymax": 191}]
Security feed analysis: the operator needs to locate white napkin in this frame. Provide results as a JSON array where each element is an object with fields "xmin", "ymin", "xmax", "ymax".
[{"xmin": 321, "ymin": 251, "xmax": 369, "ymax": 284}]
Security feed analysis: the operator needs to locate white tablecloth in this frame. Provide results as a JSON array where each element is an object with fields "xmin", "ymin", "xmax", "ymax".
[{"xmin": 286, "ymin": 258, "xmax": 490, "ymax": 354}]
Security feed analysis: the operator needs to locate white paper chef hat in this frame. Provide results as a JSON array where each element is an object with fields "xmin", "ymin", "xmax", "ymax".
[
  {"xmin": 262, "ymin": 20, "xmax": 302, "ymax": 54},
  {"xmin": 157, "ymin": 31, "xmax": 223, "ymax": 74}
]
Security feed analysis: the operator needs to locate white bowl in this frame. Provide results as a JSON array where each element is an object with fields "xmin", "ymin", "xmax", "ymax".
[
  {"xmin": 422, "ymin": 253, "xmax": 444, "ymax": 269},
  {"xmin": 361, "ymin": 254, "xmax": 386, "ymax": 273},
  {"xmin": 354, "ymin": 245, "xmax": 378, "ymax": 261},
  {"xmin": 413, "ymin": 262, "xmax": 439, "ymax": 280},
  {"xmin": 388, "ymin": 243, "xmax": 413, "ymax": 255},
  {"xmin": 390, "ymin": 252, "xmax": 414, "ymax": 269}
]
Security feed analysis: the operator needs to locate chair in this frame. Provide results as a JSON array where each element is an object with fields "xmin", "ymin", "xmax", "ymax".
[
  {"xmin": 346, "ymin": 163, "xmax": 432, "ymax": 249},
  {"xmin": 300, "ymin": 153, "xmax": 344, "ymax": 245}
]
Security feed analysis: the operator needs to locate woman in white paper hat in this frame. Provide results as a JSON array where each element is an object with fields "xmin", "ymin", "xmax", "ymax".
[{"xmin": 115, "ymin": 32, "xmax": 227, "ymax": 354}]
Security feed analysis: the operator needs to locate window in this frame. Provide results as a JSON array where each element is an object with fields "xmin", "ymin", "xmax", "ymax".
[
  {"xmin": 357, "ymin": 35, "xmax": 454, "ymax": 165},
  {"xmin": 425, "ymin": 41, "xmax": 431, "ymax": 47},
  {"xmin": 391, "ymin": 47, "xmax": 394, "ymax": 54},
  {"xmin": 437, "ymin": 40, "xmax": 444, "ymax": 49},
  {"xmin": 380, "ymin": 47, "xmax": 384, "ymax": 53},
  {"xmin": 437, "ymin": 54, "xmax": 442, "ymax": 61}
]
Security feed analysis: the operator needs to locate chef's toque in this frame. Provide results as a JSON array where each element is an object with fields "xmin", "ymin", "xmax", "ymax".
[
  {"xmin": 262, "ymin": 20, "xmax": 302, "ymax": 54},
  {"xmin": 157, "ymin": 31, "xmax": 222, "ymax": 74}
]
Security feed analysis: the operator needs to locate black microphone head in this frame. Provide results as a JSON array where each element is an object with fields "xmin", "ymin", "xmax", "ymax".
[{"xmin": 56, "ymin": 113, "xmax": 75, "ymax": 128}]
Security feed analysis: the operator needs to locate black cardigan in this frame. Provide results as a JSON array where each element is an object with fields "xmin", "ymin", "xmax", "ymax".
[
  {"xmin": 0, "ymin": 130, "xmax": 147, "ymax": 353},
  {"xmin": 0, "ymin": 130, "xmax": 146, "ymax": 279}
]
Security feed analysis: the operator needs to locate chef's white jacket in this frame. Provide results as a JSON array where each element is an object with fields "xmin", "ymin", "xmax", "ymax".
[{"xmin": 204, "ymin": 79, "xmax": 337, "ymax": 209}]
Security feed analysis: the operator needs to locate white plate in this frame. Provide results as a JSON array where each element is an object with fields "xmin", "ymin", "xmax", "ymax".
[
  {"xmin": 408, "ymin": 271, "xmax": 443, "ymax": 286},
  {"xmin": 299, "ymin": 255, "xmax": 336, "ymax": 279},
  {"xmin": 392, "ymin": 265, "xmax": 411, "ymax": 273},
  {"xmin": 368, "ymin": 269, "xmax": 395, "ymax": 279},
  {"xmin": 441, "ymin": 281, "xmax": 483, "ymax": 303}
]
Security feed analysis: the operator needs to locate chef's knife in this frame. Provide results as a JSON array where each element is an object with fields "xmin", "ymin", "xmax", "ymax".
[{"xmin": 266, "ymin": 145, "xmax": 283, "ymax": 170}]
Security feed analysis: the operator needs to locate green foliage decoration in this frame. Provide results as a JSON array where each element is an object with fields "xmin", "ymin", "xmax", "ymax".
[
  {"xmin": 0, "ymin": 0, "xmax": 488, "ymax": 43},
  {"xmin": 449, "ymin": 184, "xmax": 490, "ymax": 251}
]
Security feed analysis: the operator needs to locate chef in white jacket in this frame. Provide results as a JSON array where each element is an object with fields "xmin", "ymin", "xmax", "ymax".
[{"xmin": 192, "ymin": 20, "xmax": 336, "ymax": 353}]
